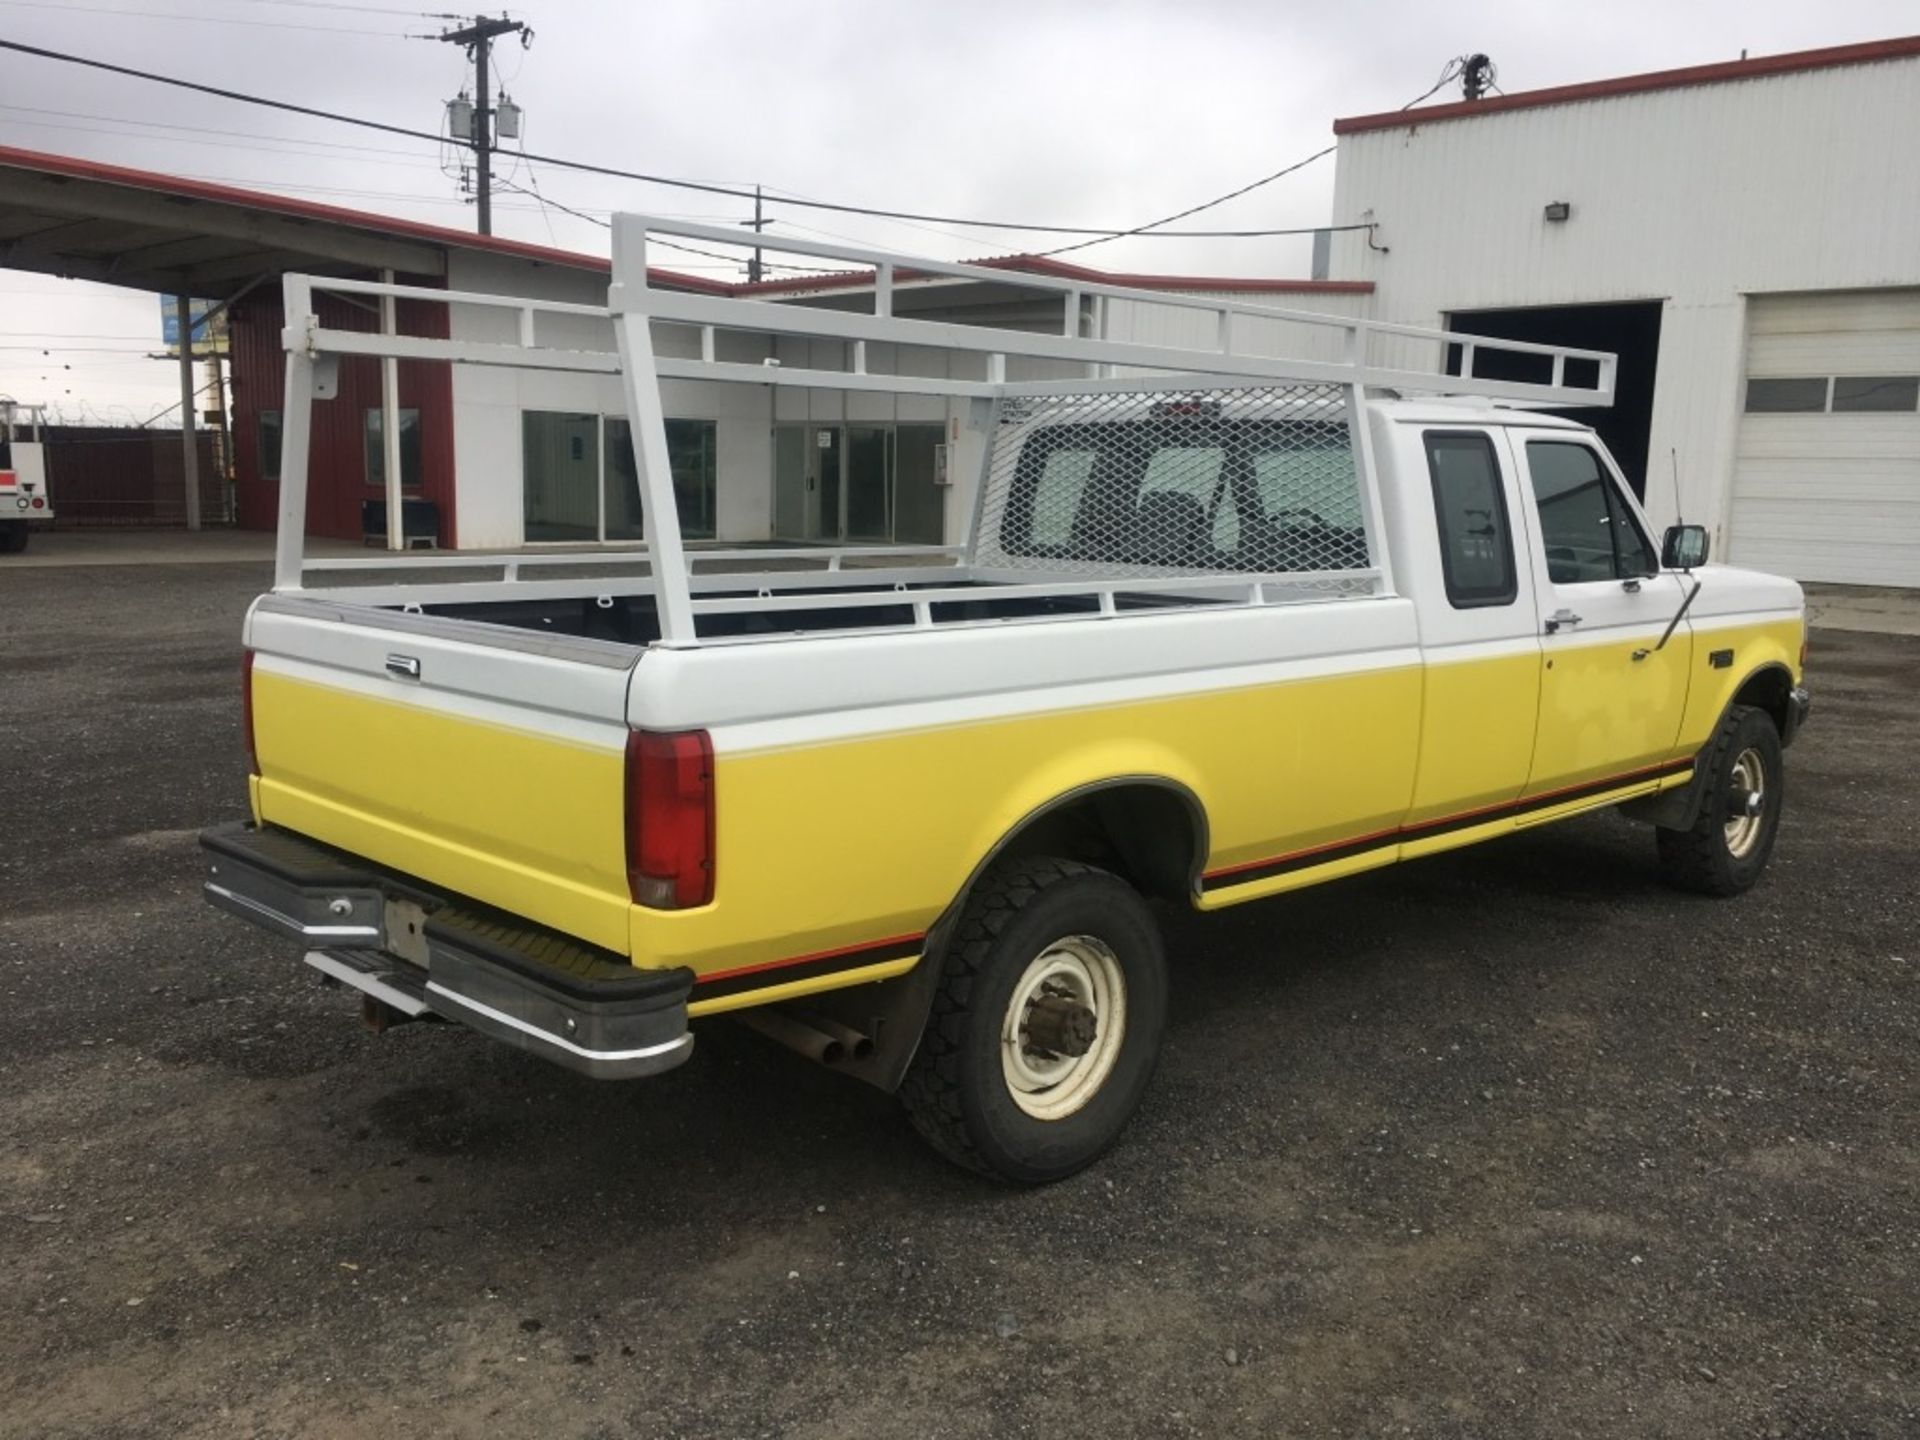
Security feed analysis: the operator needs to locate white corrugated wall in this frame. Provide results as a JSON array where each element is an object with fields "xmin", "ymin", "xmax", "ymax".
[{"xmin": 1328, "ymin": 55, "xmax": 1920, "ymax": 567}]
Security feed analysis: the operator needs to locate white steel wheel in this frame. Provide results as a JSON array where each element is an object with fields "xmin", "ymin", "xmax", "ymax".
[
  {"xmin": 1723, "ymin": 746, "xmax": 1768, "ymax": 859},
  {"xmin": 999, "ymin": 935, "xmax": 1127, "ymax": 1121},
  {"xmin": 1655, "ymin": 704, "xmax": 1786, "ymax": 898},
  {"xmin": 900, "ymin": 856, "xmax": 1168, "ymax": 1184}
]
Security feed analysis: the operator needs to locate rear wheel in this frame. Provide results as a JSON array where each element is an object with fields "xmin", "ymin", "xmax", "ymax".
[
  {"xmin": 0, "ymin": 521, "xmax": 27, "ymax": 554},
  {"xmin": 899, "ymin": 857, "xmax": 1167, "ymax": 1185},
  {"xmin": 1656, "ymin": 704, "xmax": 1784, "ymax": 896}
]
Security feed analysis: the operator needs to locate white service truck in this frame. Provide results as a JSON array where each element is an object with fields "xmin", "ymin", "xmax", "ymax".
[{"xmin": 0, "ymin": 401, "xmax": 53, "ymax": 552}]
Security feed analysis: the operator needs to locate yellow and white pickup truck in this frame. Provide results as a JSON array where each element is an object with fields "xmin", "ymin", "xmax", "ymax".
[{"xmin": 203, "ymin": 217, "xmax": 1810, "ymax": 1184}]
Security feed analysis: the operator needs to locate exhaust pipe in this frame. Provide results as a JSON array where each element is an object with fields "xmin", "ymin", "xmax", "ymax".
[
  {"xmin": 735, "ymin": 1007, "xmax": 846, "ymax": 1066},
  {"xmin": 734, "ymin": 1007, "xmax": 876, "ymax": 1067},
  {"xmin": 793, "ymin": 1011, "xmax": 875, "ymax": 1062}
]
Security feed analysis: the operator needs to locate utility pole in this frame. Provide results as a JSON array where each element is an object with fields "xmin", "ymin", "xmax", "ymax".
[
  {"xmin": 437, "ymin": 14, "xmax": 527, "ymax": 235},
  {"xmin": 746, "ymin": 184, "xmax": 766, "ymax": 283}
]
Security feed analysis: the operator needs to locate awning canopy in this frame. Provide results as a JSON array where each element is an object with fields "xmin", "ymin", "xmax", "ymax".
[{"xmin": 0, "ymin": 143, "xmax": 654, "ymax": 299}]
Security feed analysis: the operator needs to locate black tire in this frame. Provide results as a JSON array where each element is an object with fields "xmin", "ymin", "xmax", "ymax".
[
  {"xmin": 1655, "ymin": 704, "xmax": 1784, "ymax": 896},
  {"xmin": 0, "ymin": 521, "xmax": 27, "ymax": 554},
  {"xmin": 899, "ymin": 856, "xmax": 1167, "ymax": 1185}
]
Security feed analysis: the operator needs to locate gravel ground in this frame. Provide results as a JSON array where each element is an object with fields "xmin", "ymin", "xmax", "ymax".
[{"xmin": 1, "ymin": 561, "xmax": 1915, "ymax": 1440}]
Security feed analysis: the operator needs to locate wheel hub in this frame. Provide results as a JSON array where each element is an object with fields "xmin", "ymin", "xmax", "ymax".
[
  {"xmin": 1000, "ymin": 936, "xmax": 1127, "ymax": 1122},
  {"xmin": 1023, "ymin": 994, "xmax": 1097, "ymax": 1058},
  {"xmin": 1723, "ymin": 746, "xmax": 1768, "ymax": 858}
]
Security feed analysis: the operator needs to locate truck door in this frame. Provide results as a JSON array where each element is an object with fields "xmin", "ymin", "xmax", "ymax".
[
  {"xmin": 1510, "ymin": 430, "xmax": 1693, "ymax": 796},
  {"xmin": 1399, "ymin": 427, "xmax": 1540, "ymax": 850}
]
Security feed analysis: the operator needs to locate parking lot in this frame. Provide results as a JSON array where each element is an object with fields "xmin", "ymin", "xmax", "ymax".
[{"xmin": 2, "ymin": 555, "xmax": 1915, "ymax": 1440}]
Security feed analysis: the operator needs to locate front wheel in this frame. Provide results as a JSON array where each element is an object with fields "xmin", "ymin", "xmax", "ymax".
[
  {"xmin": 899, "ymin": 857, "xmax": 1167, "ymax": 1185},
  {"xmin": 1655, "ymin": 704, "xmax": 1784, "ymax": 896}
]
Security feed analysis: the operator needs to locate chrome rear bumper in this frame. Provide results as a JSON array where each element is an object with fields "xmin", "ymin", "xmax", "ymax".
[{"xmin": 200, "ymin": 823, "xmax": 694, "ymax": 1080}]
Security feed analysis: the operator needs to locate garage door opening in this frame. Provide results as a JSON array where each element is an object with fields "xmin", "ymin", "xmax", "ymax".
[{"xmin": 1444, "ymin": 301, "xmax": 1663, "ymax": 498}]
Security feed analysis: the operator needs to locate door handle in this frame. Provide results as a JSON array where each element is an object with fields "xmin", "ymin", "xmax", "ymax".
[{"xmin": 1543, "ymin": 608, "xmax": 1583, "ymax": 634}]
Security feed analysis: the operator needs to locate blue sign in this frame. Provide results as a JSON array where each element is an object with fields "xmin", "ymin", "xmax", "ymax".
[{"xmin": 160, "ymin": 296, "xmax": 226, "ymax": 355}]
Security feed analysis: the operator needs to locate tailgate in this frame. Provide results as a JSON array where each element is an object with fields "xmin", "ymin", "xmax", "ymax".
[{"xmin": 245, "ymin": 595, "xmax": 639, "ymax": 953}]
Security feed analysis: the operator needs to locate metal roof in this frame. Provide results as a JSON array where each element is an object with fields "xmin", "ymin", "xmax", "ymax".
[
  {"xmin": 0, "ymin": 143, "xmax": 730, "ymax": 298},
  {"xmin": 1335, "ymin": 33, "xmax": 1920, "ymax": 136}
]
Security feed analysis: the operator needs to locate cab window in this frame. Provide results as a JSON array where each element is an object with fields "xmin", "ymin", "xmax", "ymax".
[
  {"xmin": 1525, "ymin": 441, "xmax": 1657, "ymax": 583},
  {"xmin": 1424, "ymin": 431, "xmax": 1516, "ymax": 608}
]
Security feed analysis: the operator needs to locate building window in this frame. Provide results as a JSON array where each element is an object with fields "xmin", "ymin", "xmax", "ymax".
[
  {"xmin": 258, "ymin": 409, "xmax": 282, "ymax": 482},
  {"xmin": 665, "ymin": 418, "xmax": 718, "ymax": 539},
  {"xmin": 1832, "ymin": 376, "xmax": 1920, "ymax": 413},
  {"xmin": 524, "ymin": 411, "xmax": 716, "ymax": 543},
  {"xmin": 1744, "ymin": 377, "xmax": 1829, "ymax": 413},
  {"xmin": 1526, "ymin": 440, "xmax": 1657, "ymax": 583},
  {"xmin": 363, "ymin": 408, "xmax": 423, "ymax": 489},
  {"xmin": 1424, "ymin": 431, "xmax": 1516, "ymax": 608}
]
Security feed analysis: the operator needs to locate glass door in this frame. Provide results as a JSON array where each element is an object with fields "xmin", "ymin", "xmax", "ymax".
[
  {"xmin": 773, "ymin": 424, "xmax": 816, "ymax": 540},
  {"xmin": 893, "ymin": 423, "xmax": 946, "ymax": 543},
  {"xmin": 845, "ymin": 425, "xmax": 891, "ymax": 541},
  {"xmin": 774, "ymin": 424, "xmax": 845, "ymax": 540},
  {"xmin": 816, "ymin": 426, "xmax": 843, "ymax": 540},
  {"xmin": 523, "ymin": 411, "xmax": 600, "ymax": 541}
]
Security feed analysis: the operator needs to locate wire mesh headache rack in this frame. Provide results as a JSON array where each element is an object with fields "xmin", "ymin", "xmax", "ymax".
[{"xmin": 271, "ymin": 214, "xmax": 1617, "ymax": 645}]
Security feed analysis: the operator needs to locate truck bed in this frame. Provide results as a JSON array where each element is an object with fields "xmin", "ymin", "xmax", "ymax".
[{"xmin": 415, "ymin": 579, "xmax": 1232, "ymax": 647}]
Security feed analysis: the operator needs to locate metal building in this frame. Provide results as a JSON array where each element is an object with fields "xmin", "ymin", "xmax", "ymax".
[{"xmin": 1326, "ymin": 35, "xmax": 1920, "ymax": 588}]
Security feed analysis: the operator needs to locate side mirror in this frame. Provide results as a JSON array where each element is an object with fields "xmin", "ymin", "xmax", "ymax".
[{"xmin": 1662, "ymin": 524, "xmax": 1709, "ymax": 570}]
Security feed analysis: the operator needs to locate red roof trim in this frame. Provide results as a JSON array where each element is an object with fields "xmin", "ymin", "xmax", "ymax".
[
  {"xmin": 1334, "ymin": 34, "xmax": 1920, "ymax": 135},
  {"xmin": 0, "ymin": 142, "xmax": 732, "ymax": 295},
  {"xmin": 0, "ymin": 143, "xmax": 1368, "ymax": 299}
]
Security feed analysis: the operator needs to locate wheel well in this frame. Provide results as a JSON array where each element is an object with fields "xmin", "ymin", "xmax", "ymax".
[
  {"xmin": 1734, "ymin": 664, "xmax": 1794, "ymax": 737},
  {"xmin": 990, "ymin": 781, "xmax": 1205, "ymax": 904}
]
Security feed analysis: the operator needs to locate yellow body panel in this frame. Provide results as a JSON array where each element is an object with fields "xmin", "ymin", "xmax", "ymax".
[
  {"xmin": 1406, "ymin": 649, "xmax": 1539, "ymax": 823},
  {"xmin": 1675, "ymin": 618, "xmax": 1805, "ymax": 753},
  {"xmin": 249, "ymin": 613, "xmax": 1801, "ymax": 1007},
  {"xmin": 635, "ymin": 663, "xmax": 1423, "ymax": 979},
  {"xmin": 252, "ymin": 671, "xmax": 632, "ymax": 952},
  {"xmin": 1530, "ymin": 626, "xmax": 1693, "ymax": 793}
]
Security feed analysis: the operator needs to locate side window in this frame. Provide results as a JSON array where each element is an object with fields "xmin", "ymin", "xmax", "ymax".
[
  {"xmin": 1525, "ymin": 441, "xmax": 1656, "ymax": 583},
  {"xmin": 1029, "ymin": 448, "xmax": 1095, "ymax": 546},
  {"xmin": 1424, "ymin": 431, "xmax": 1516, "ymax": 608}
]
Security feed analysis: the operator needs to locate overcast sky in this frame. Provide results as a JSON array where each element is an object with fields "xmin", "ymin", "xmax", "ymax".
[{"xmin": 1, "ymin": 0, "xmax": 1914, "ymax": 421}]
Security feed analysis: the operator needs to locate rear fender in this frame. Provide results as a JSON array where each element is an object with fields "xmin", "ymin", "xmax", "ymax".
[{"xmin": 803, "ymin": 754, "xmax": 1209, "ymax": 1094}]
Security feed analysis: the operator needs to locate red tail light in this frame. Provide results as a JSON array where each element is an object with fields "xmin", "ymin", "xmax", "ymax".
[
  {"xmin": 625, "ymin": 729, "xmax": 714, "ymax": 909},
  {"xmin": 241, "ymin": 649, "xmax": 260, "ymax": 777}
]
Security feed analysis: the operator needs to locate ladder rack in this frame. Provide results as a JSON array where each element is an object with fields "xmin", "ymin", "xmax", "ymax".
[{"xmin": 274, "ymin": 214, "xmax": 1617, "ymax": 647}]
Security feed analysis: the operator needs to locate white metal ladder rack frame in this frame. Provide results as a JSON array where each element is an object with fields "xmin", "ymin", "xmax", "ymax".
[{"xmin": 274, "ymin": 214, "xmax": 1617, "ymax": 646}]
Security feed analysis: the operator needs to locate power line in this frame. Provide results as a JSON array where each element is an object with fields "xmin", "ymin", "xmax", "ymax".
[
  {"xmin": 0, "ymin": 0, "xmax": 415, "ymax": 37},
  {"xmin": 0, "ymin": 102, "xmax": 440, "ymax": 160},
  {"xmin": 493, "ymin": 176, "xmax": 846, "ymax": 276},
  {"xmin": 236, "ymin": 0, "xmax": 444, "ymax": 15},
  {"xmin": 0, "ymin": 38, "xmax": 1370, "ymax": 242},
  {"xmin": 1036, "ymin": 56, "xmax": 1502, "ymax": 260},
  {"xmin": 0, "ymin": 113, "xmax": 446, "ymax": 170},
  {"xmin": 1036, "ymin": 146, "xmax": 1337, "ymax": 259}
]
